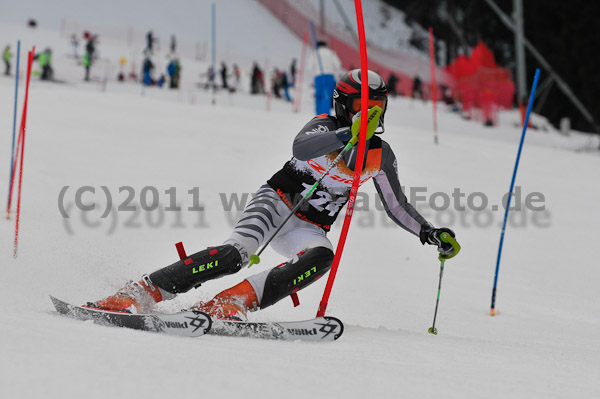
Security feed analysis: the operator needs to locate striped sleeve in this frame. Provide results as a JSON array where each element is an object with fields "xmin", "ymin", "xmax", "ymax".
[{"xmin": 373, "ymin": 141, "xmax": 427, "ymax": 236}]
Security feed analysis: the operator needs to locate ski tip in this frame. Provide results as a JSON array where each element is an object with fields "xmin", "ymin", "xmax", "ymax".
[{"xmin": 49, "ymin": 295, "xmax": 60, "ymax": 306}]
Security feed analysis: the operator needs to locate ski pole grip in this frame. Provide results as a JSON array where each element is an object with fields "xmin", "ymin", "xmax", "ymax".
[{"xmin": 439, "ymin": 232, "xmax": 461, "ymax": 261}]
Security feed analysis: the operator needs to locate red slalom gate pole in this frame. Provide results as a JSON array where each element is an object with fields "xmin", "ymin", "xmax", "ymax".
[
  {"xmin": 13, "ymin": 48, "xmax": 35, "ymax": 258},
  {"xmin": 317, "ymin": 0, "xmax": 369, "ymax": 318},
  {"xmin": 6, "ymin": 123, "xmax": 23, "ymax": 219},
  {"xmin": 294, "ymin": 32, "xmax": 308, "ymax": 113},
  {"xmin": 7, "ymin": 47, "xmax": 34, "ymax": 219},
  {"xmin": 429, "ymin": 27, "xmax": 439, "ymax": 144}
]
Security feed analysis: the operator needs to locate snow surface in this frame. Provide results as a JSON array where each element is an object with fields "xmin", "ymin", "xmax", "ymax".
[{"xmin": 1, "ymin": 2, "xmax": 600, "ymax": 399}]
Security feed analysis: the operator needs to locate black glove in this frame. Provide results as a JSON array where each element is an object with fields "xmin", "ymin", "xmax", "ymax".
[{"xmin": 419, "ymin": 223, "xmax": 456, "ymax": 257}]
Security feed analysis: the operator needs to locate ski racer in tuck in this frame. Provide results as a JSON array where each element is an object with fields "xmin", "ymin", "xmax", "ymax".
[{"xmin": 90, "ymin": 69, "xmax": 460, "ymax": 320}]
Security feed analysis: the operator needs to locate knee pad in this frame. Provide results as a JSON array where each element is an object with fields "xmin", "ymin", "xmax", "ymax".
[
  {"xmin": 260, "ymin": 247, "xmax": 334, "ymax": 309},
  {"xmin": 149, "ymin": 244, "xmax": 242, "ymax": 294}
]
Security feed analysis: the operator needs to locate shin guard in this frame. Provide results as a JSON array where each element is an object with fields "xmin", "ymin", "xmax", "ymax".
[
  {"xmin": 149, "ymin": 244, "xmax": 242, "ymax": 294},
  {"xmin": 259, "ymin": 247, "xmax": 334, "ymax": 309}
]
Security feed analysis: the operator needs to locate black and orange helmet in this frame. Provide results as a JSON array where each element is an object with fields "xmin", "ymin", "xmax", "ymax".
[{"xmin": 333, "ymin": 69, "xmax": 388, "ymax": 132}]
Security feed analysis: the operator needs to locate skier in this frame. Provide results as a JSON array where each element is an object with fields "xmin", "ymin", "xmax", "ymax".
[{"xmin": 88, "ymin": 69, "xmax": 459, "ymax": 320}]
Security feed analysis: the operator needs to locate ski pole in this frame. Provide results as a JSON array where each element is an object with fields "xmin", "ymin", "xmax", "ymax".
[
  {"xmin": 428, "ymin": 232, "xmax": 461, "ymax": 335},
  {"xmin": 248, "ymin": 136, "xmax": 357, "ymax": 267},
  {"xmin": 249, "ymin": 106, "xmax": 381, "ymax": 267}
]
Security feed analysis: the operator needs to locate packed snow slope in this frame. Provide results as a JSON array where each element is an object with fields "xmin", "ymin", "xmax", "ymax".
[{"xmin": 1, "ymin": 5, "xmax": 600, "ymax": 399}]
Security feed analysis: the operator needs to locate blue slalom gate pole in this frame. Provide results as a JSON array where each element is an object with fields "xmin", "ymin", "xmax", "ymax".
[
  {"xmin": 7, "ymin": 40, "xmax": 21, "ymax": 213},
  {"xmin": 309, "ymin": 21, "xmax": 324, "ymax": 75},
  {"xmin": 490, "ymin": 68, "xmax": 541, "ymax": 316},
  {"xmin": 211, "ymin": 3, "xmax": 216, "ymax": 105}
]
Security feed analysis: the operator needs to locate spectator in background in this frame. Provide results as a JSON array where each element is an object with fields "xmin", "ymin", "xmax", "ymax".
[
  {"xmin": 203, "ymin": 65, "xmax": 216, "ymax": 90},
  {"xmin": 272, "ymin": 68, "xmax": 282, "ymax": 98},
  {"xmin": 387, "ymin": 73, "xmax": 400, "ymax": 97},
  {"xmin": 232, "ymin": 64, "xmax": 241, "ymax": 91},
  {"xmin": 142, "ymin": 51, "xmax": 155, "ymax": 86},
  {"xmin": 170, "ymin": 35, "xmax": 177, "ymax": 55},
  {"xmin": 117, "ymin": 57, "xmax": 126, "ymax": 82},
  {"xmin": 83, "ymin": 35, "xmax": 97, "ymax": 81},
  {"xmin": 71, "ymin": 34, "xmax": 79, "ymax": 59},
  {"xmin": 281, "ymin": 70, "xmax": 291, "ymax": 102},
  {"xmin": 411, "ymin": 76, "xmax": 423, "ymax": 99},
  {"xmin": 289, "ymin": 58, "xmax": 297, "ymax": 86},
  {"xmin": 38, "ymin": 48, "xmax": 53, "ymax": 80},
  {"xmin": 3, "ymin": 45, "xmax": 11, "ymax": 75},
  {"xmin": 146, "ymin": 31, "xmax": 156, "ymax": 54},
  {"xmin": 167, "ymin": 58, "xmax": 181, "ymax": 89},
  {"xmin": 306, "ymin": 40, "xmax": 342, "ymax": 115},
  {"xmin": 220, "ymin": 62, "xmax": 229, "ymax": 90},
  {"xmin": 250, "ymin": 62, "xmax": 264, "ymax": 94},
  {"xmin": 83, "ymin": 50, "xmax": 91, "ymax": 81}
]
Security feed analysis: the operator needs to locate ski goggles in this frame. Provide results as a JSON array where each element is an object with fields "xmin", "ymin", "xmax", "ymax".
[{"xmin": 348, "ymin": 95, "xmax": 387, "ymax": 114}]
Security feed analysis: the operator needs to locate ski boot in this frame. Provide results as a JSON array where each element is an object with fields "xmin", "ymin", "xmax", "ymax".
[
  {"xmin": 193, "ymin": 280, "xmax": 258, "ymax": 321},
  {"xmin": 86, "ymin": 274, "xmax": 167, "ymax": 314}
]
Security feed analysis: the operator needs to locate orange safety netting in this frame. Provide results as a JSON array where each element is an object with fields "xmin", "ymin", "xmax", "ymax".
[{"xmin": 446, "ymin": 42, "xmax": 515, "ymax": 125}]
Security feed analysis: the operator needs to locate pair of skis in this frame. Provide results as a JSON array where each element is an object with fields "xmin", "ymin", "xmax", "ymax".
[{"xmin": 50, "ymin": 296, "xmax": 343, "ymax": 341}]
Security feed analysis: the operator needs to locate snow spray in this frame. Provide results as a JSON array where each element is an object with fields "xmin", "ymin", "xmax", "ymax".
[{"xmin": 490, "ymin": 68, "xmax": 541, "ymax": 315}]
